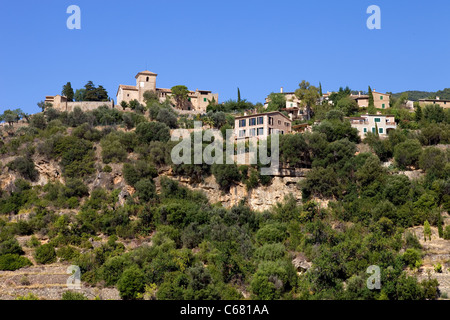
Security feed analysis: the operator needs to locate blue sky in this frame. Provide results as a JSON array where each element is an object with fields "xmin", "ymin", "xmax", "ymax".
[{"xmin": 1, "ymin": 0, "xmax": 449, "ymax": 114}]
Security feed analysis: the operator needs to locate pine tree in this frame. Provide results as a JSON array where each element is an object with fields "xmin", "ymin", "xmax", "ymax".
[
  {"xmin": 62, "ymin": 82, "xmax": 75, "ymax": 102},
  {"xmin": 415, "ymin": 104, "xmax": 423, "ymax": 122}
]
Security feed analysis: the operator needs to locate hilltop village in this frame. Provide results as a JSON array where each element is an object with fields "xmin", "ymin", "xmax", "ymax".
[{"xmin": 0, "ymin": 70, "xmax": 449, "ymax": 301}]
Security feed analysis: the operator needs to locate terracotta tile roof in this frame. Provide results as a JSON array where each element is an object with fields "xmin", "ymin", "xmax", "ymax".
[
  {"xmin": 135, "ymin": 70, "xmax": 158, "ymax": 78},
  {"xmin": 119, "ymin": 85, "xmax": 138, "ymax": 91}
]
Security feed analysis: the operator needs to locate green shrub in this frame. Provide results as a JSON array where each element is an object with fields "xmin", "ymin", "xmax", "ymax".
[
  {"xmin": 7, "ymin": 157, "xmax": 38, "ymax": 181},
  {"xmin": 61, "ymin": 291, "xmax": 87, "ymax": 300},
  {"xmin": 34, "ymin": 244, "xmax": 57, "ymax": 264},
  {"xmin": 117, "ymin": 266, "xmax": 145, "ymax": 300},
  {"xmin": 57, "ymin": 246, "xmax": 80, "ymax": 262},
  {"xmin": 16, "ymin": 293, "xmax": 39, "ymax": 300},
  {"xmin": 0, "ymin": 254, "xmax": 32, "ymax": 271}
]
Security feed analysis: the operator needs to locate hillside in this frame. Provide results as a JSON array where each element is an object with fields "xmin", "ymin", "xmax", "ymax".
[
  {"xmin": 0, "ymin": 101, "xmax": 449, "ymax": 300},
  {"xmin": 391, "ymin": 88, "xmax": 450, "ymax": 101}
]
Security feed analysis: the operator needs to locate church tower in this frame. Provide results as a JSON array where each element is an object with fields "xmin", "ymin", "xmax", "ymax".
[{"xmin": 135, "ymin": 70, "xmax": 157, "ymax": 104}]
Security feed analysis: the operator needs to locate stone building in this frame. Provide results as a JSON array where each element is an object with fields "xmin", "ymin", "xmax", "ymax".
[
  {"xmin": 346, "ymin": 114, "xmax": 397, "ymax": 138},
  {"xmin": 234, "ymin": 111, "xmax": 292, "ymax": 141},
  {"xmin": 418, "ymin": 97, "xmax": 450, "ymax": 109},
  {"xmin": 116, "ymin": 70, "xmax": 218, "ymax": 113},
  {"xmin": 44, "ymin": 95, "xmax": 114, "ymax": 112},
  {"xmin": 351, "ymin": 90, "xmax": 390, "ymax": 109}
]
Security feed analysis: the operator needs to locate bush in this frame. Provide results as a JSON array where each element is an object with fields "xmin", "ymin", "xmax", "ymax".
[
  {"xmin": 117, "ymin": 266, "xmax": 146, "ymax": 300},
  {"xmin": 156, "ymin": 109, "xmax": 178, "ymax": 129},
  {"xmin": 135, "ymin": 179, "xmax": 156, "ymax": 203},
  {"xmin": 211, "ymin": 163, "xmax": 241, "ymax": 191},
  {"xmin": 0, "ymin": 238, "xmax": 24, "ymax": 256},
  {"xmin": 57, "ymin": 246, "xmax": 80, "ymax": 262},
  {"xmin": 61, "ymin": 291, "xmax": 88, "ymax": 300},
  {"xmin": 444, "ymin": 226, "xmax": 450, "ymax": 240},
  {"xmin": 0, "ymin": 254, "xmax": 32, "ymax": 271},
  {"xmin": 34, "ymin": 244, "xmax": 57, "ymax": 264},
  {"xmin": 7, "ymin": 157, "xmax": 38, "ymax": 181},
  {"xmin": 135, "ymin": 122, "xmax": 170, "ymax": 143},
  {"xmin": 394, "ymin": 139, "xmax": 422, "ymax": 169}
]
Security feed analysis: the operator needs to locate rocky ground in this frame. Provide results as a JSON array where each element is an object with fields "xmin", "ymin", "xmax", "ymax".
[
  {"xmin": 0, "ymin": 264, "xmax": 120, "ymax": 300},
  {"xmin": 406, "ymin": 214, "xmax": 450, "ymax": 298}
]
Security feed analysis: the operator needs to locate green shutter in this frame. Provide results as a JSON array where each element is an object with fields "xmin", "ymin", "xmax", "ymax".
[
  {"xmin": 382, "ymin": 104, "xmax": 385, "ymax": 109},
  {"xmin": 203, "ymin": 98, "xmax": 207, "ymax": 102},
  {"xmin": 380, "ymin": 96, "xmax": 383, "ymax": 100},
  {"xmin": 379, "ymin": 128, "xmax": 384, "ymax": 134},
  {"xmin": 375, "ymin": 118, "xmax": 381, "ymax": 123},
  {"xmin": 363, "ymin": 128, "xmax": 367, "ymax": 133}
]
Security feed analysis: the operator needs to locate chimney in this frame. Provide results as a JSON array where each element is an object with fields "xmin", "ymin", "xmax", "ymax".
[
  {"xmin": 244, "ymin": 112, "xmax": 248, "ymax": 116},
  {"xmin": 280, "ymin": 87, "xmax": 284, "ymax": 93},
  {"xmin": 436, "ymin": 96, "xmax": 440, "ymax": 100},
  {"xmin": 358, "ymin": 91, "xmax": 361, "ymax": 97}
]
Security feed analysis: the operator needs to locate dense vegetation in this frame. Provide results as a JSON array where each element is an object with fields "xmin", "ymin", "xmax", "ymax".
[{"xmin": 0, "ymin": 84, "xmax": 448, "ymax": 300}]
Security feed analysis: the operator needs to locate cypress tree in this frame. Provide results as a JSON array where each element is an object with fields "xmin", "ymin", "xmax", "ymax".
[{"xmin": 368, "ymin": 86, "xmax": 375, "ymax": 109}]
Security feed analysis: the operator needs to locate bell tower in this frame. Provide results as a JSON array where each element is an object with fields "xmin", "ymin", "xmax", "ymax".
[{"xmin": 135, "ymin": 70, "xmax": 157, "ymax": 103}]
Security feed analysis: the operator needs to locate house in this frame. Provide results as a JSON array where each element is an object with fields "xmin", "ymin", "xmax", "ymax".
[
  {"xmin": 346, "ymin": 114, "xmax": 397, "ymax": 138},
  {"xmin": 116, "ymin": 70, "xmax": 218, "ymax": 113},
  {"xmin": 234, "ymin": 111, "xmax": 292, "ymax": 140},
  {"xmin": 418, "ymin": 97, "xmax": 450, "ymax": 109},
  {"xmin": 292, "ymin": 123, "xmax": 313, "ymax": 133},
  {"xmin": 351, "ymin": 90, "xmax": 390, "ymax": 109}
]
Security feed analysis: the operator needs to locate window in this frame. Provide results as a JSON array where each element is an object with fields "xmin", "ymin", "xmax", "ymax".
[
  {"xmin": 379, "ymin": 128, "xmax": 384, "ymax": 134},
  {"xmin": 268, "ymin": 117, "xmax": 273, "ymax": 125},
  {"xmin": 188, "ymin": 98, "xmax": 191, "ymax": 101},
  {"xmin": 375, "ymin": 118, "xmax": 381, "ymax": 123},
  {"xmin": 372, "ymin": 127, "xmax": 376, "ymax": 133},
  {"xmin": 285, "ymin": 122, "xmax": 290, "ymax": 127},
  {"xmin": 250, "ymin": 128, "xmax": 256, "ymax": 136},
  {"xmin": 278, "ymin": 120, "xmax": 281, "ymax": 125},
  {"xmin": 382, "ymin": 104, "xmax": 385, "ymax": 109},
  {"xmin": 290, "ymin": 103, "xmax": 293, "ymax": 107},
  {"xmin": 203, "ymin": 98, "xmax": 207, "ymax": 102},
  {"xmin": 249, "ymin": 118, "xmax": 256, "ymax": 126},
  {"xmin": 146, "ymin": 77, "xmax": 149, "ymax": 82},
  {"xmin": 257, "ymin": 127, "xmax": 264, "ymax": 136},
  {"xmin": 239, "ymin": 130, "xmax": 246, "ymax": 137},
  {"xmin": 380, "ymin": 96, "xmax": 383, "ymax": 100},
  {"xmin": 363, "ymin": 128, "xmax": 367, "ymax": 133},
  {"xmin": 257, "ymin": 117, "xmax": 264, "ymax": 125},
  {"xmin": 239, "ymin": 119, "xmax": 246, "ymax": 127}
]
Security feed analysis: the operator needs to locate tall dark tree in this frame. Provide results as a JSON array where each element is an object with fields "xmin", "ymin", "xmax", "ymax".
[
  {"xmin": 237, "ymin": 88, "xmax": 241, "ymax": 103},
  {"xmin": 83, "ymin": 81, "xmax": 97, "ymax": 101},
  {"xmin": 368, "ymin": 86, "xmax": 375, "ymax": 109},
  {"xmin": 96, "ymin": 85, "xmax": 109, "ymax": 101},
  {"xmin": 62, "ymin": 82, "xmax": 75, "ymax": 101}
]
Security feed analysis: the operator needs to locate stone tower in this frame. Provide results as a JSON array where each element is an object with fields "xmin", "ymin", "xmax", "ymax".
[{"xmin": 135, "ymin": 70, "xmax": 157, "ymax": 103}]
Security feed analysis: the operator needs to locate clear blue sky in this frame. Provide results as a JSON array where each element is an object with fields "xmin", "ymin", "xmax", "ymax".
[{"xmin": 1, "ymin": 0, "xmax": 449, "ymax": 114}]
